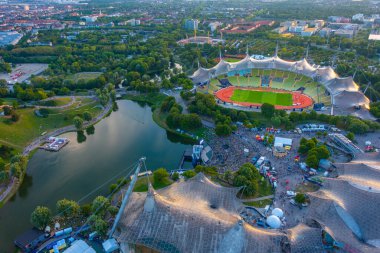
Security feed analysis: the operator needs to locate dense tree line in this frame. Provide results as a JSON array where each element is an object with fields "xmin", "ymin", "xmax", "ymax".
[
  {"xmin": 161, "ymin": 96, "xmax": 202, "ymax": 131},
  {"xmin": 298, "ymin": 137, "xmax": 330, "ymax": 168}
]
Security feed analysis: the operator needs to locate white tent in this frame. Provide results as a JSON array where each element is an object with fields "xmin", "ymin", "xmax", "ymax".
[
  {"xmin": 274, "ymin": 137, "xmax": 292, "ymax": 148},
  {"xmin": 63, "ymin": 240, "xmax": 96, "ymax": 253},
  {"xmin": 271, "ymin": 208, "xmax": 284, "ymax": 218},
  {"xmin": 266, "ymin": 215, "xmax": 282, "ymax": 229}
]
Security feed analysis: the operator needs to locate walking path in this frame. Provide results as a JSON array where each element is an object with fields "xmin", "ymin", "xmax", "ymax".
[
  {"xmin": 36, "ymin": 95, "xmax": 95, "ymax": 110},
  {"xmin": 241, "ymin": 195, "xmax": 274, "ymax": 202}
]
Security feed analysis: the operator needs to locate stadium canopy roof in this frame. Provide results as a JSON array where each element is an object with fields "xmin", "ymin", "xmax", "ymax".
[
  {"xmin": 306, "ymin": 152, "xmax": 380, "ymax": 251},
  {"xmin": 189, "ymin": 55, "xmax": 372, "ymax": 119},
  {"xmin": 113, "ymin": 153, "xmax": 380, "ymax": 253},
  {"xmin": 113, "ymin": 173, "xmax": 301, "ymax": 252}
]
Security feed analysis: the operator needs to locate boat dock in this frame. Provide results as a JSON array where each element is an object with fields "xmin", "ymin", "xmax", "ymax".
[
  {"xmin": 130, "ymin": 171, "xmax": 152, "ymax": 180},
  {"xmin": 178, "ymin": 148, "xmax": 193, "ymax": 170},
  {"xmin": 40, "ymin": 137, "xmax": 69, "ymax": 152}
]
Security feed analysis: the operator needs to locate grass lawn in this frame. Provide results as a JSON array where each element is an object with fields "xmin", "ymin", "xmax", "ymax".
[
  {"xmin": 1, "ymin": 98, "xmax": 18, "ymax": 105},
  {"xmin": 231, "ymin": 89, "xmax": 293, "ymax": 106},
  {"xmin": 37, "ymin": 97, "xmax": 72, "ymax": 107},
  {"xmin": 133, "ymin": 175, "xmax": 173, "ymax": 192},
  {"xmin": 65, "ymin": 72, "xmax": 102, "ymax": 83},
  {"xmin": 243, "ymin": 198, "xmax": 273, "ymax": 208},
  {"xmin": 224, "ymin": 57, "xmax": 243, "ymax": 63},
  {"xmin": 0, "ymin": 101, "xmax": 102, "ymax": 148},
  {"xmin": 296, "ymin": 182, "xmax": 320, "ymax": 193}
]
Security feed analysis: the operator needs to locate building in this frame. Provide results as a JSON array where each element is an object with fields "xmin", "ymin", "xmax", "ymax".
[
  {"xmin": 184, "ymin": 19, "xmax": 199, "ymax": 31},
  {"xmin": 334, "ymin": 29, "xmax": 355, "ymax": 38},
  {"xmin": 328, "ymin": 16, "xmax": 351, "ymax": 23},
  {"xmin": 289, "ymin": 24, "xmax": 308, "ymax": 33},
  {"xmin": 221, "ymin": 20, "xmax": 274, "ymax": 34},
  {"xmin": 319, "ymin": 27, "xmax": 332, "ymax": 38},
  {"xmin": 209, "ymin": 21, "xmax": 222, "ymax": 32},
  {"xmin": 0, "ymin": 31, "xmax": 23, "ymax": 46},
  {"xmin": 352, "ymin": 13, "xmax": 364, "ymax": 21},
  {"xmin": 301, "ymin": 27, "xmax": 317, "ymax": 37},
  {"xmin": 80, "ymin": 16, "xmax": 97, "ymax": 23},
  {"xmin": 369, "ymin": 33, "xmax": 380, "ymax": 41},
  {"xmin": 126, "ymin": 19, "xmax": 140, "ymax": 26},
  {"xmin": 312, "ymin": 19, "xmax": 325, "ymax": 28}
]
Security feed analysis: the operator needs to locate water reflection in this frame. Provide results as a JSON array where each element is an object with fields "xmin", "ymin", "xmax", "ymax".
[{"xmin": 18, "ymin": 174, "xmax": 33, "ymax": 199}]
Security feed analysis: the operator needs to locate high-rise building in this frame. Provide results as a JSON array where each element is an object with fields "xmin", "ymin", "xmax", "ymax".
[{"xmin": 185, "ymin": 19, "xmax": 199, "ymax": 31}]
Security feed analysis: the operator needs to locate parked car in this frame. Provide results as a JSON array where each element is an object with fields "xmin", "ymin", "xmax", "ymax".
[{"xmin": 286, "ymin": 191, "xmax": 296, "ymax": 197}]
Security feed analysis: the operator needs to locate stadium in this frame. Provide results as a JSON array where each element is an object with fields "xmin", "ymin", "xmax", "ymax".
[{"xmin": 190, "ymin": 54, "xmax": 373, "ymax": 119}]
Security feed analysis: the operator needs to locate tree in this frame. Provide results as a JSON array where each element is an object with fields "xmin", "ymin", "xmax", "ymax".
[
  {"xmin": 3, "ymin": 106, "xmax": 11, "ymax": 116},
  {"xmin": 80, "ymin": 204, "xmax": 92, "ymax": 217},
  {"xmin": 183, "ymin": 170, "xmax": 196, "ymax": 179},
  {"xmin": 0, "ymin": 157, "xmax": 5, "ymax": 171},
  {"xmin": 315, "ymin": 146, "xmax": 330, "ymax": 160},
  {"xmin": 107, "ymin": 206, "xmax": 119, "ymax": 216},
  {"xmin": 306, "ymin": 155, "xmax": 319, "ymax": 169},
  {"xmin": 271, "ymin": 116, "xmax": 281, "ymax": 127},
  {"xmin": 223, "ymin": 170, "xmax": 233, "ymax": 184},
  {"xmin": 91, "ymin": 196, "xmax": 110, "ymax": 216},
  {"xmin": 238, "ymin": 112, "xmax": 248, "ymax": 122},
  {"xmin": 83, "ymin": 111, "xmax": 92, "ymax": 121},
  {"xmin": 346, "ymin": 132, "xmax": 355, "ymax": 141},
  {"xmin": 56, "ymin": 199, "xmax": 80, "ymax": 217},
  {"xmin": 11, "ymin": 111, "xmax": 20, "ymax": 122},
  {"xmin": 294, "ymin": 193, "xmax": 306, "ymax": 204},
  {"xmin": 109, "ymin": 183, "xmax": 118, "ymax": 193},
  {"xmin": 215, "ymin": 124, "xmax": 232, "ymax": 136},
  {"xmin": 93, "ymin": 217, "xmax": 108, "ymax": 236},
  {"xmin": 10, "ymin": 163, "xmax": 22, "ymax": 178},
  {"xmin": 153, "ymin": 168, "xmax": 169, "ymax": 183},
  {"xmin": 348, "ymin": 118, "xmax": 369, "ymax": 134},
  {"xmin": 73, "ymin": 116, "xmax": 84, "ymax": 130},
  {"xmin": 245, "ymin": 180, "xmax": 259, "ymax": 196},
  {"xmin": 261, "ymin": 103, "xmax": 275, "ymax": 118},
  {"xmin": 30, "ymin": 206, "xmax": 51, "ymax": 230},
  {"xmin": 171, "ymin": 172, "xmax": 179, "ymax": 181},
  {"xmin": 0, "ymin": 171, "xmax": 8, "ymax": 181}
]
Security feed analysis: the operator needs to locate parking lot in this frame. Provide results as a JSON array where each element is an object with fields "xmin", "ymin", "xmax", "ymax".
[{"xmin": 0, "ymin": 63, "xmax": 48, "ymax": 85}]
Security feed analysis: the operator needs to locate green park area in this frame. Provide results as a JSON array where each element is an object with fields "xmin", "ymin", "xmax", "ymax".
[
  {"xmin": 231, "ymin": 89, "xmax": 293, "ymax": 106},
  {"xmin": 224, "ymin": 57, "xmax": 243, "ymax": 63},
  {"xmin": 36, "ymin": 97, "xmax": 72, "ymax": 107},
  {"xmin": 0, "ymin": 98, "xmax": 102, "ymax": 149},
  {"xmin": 64, "ymin": 72, "xmax": 102, "ymax": 83}
]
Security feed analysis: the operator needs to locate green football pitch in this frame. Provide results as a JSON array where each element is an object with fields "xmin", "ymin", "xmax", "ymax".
[{"xmin": 230, "ymin": 89, "xmax": 293, "ymax": 106}]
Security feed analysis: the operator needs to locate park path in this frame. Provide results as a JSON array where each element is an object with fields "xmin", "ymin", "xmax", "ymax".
[
  {"xmin": 36, "ymin": 95, "xmax": 95, "ymax": 110},
  {"xmin": 240, "ymin": 195, "xmax": 274, "ymax": 202}
]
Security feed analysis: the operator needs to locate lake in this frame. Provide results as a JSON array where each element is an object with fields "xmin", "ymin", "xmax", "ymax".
[{"xmin": 0, "ymin": 100, "xmax": 190, "ymax": 252}]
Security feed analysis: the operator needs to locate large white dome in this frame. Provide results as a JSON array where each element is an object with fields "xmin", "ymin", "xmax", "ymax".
[
  {"xmin": 271, "ymin": 208, "xmax": 284, "ymax": 218},
  {"xmin": 266, "ymin": 215, "xmax": 281, "ymax": 229}
]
